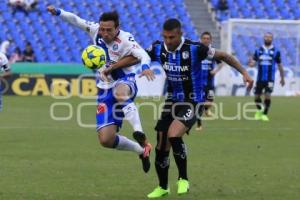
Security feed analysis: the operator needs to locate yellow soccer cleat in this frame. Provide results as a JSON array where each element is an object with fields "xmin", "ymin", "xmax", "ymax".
[
  {"xmin": 261, "ymin": 114, "xmax": 270, "ymax": 122},
  {"xmin": 254, "ymin": 110, "xmax": 263, "ymax": 120},
  {"xmin": 147, "ymin": 186, "xmax": 170, "ymax": 198},
  {"xmin": 177, "ymin": 178, "xmax": 189, "ymax": 195}
]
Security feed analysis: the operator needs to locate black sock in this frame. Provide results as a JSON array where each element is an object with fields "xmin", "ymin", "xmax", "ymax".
[
  {"xmin": 255, "ymin": 97, "xmax": 262, "ymax": 110},
  {"xmin": 197, "ymin": 119, "xmax": 202, "ymax": 127},
  {"xmin": 169, "ymin": 137, "xmax": 188, "ymax": 180},
  {"xmin": 155, "ymin": 148, "xmax": 170, "ymax": 190},
  {"xmin": 263, "ymin": 99, "xmax": 271, "ymax": 115}
]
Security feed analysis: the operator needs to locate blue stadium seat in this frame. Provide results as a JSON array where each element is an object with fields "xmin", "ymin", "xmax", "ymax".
[
  {"xmin": 274, "ymin": 0, "xmax": 285, "ymax": 7},
  {"xmin": 254, "ymin": 8, "xmax": 266, "ymax": 18},
  {"xmin": 235, "ymin": 0, "xmax": 247, "ymax": 7},
  {"xmin": 241, "ymin": 8, "xmax": 253, "ymax": 18},
  {"xmin": 280, "ymin": 9, "xmax": 293, "ymax": 19},
  {"xmin": 267, "ymin": 9, "xmax": 279, "ymax": 19}
]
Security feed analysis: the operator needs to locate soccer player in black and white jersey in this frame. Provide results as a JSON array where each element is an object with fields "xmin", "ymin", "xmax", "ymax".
[
  {"xmin": 248, "ymin": 32, "xmax": 285, "ymax": 121},
  {"xmin": 146, "ymin": 19, "xmax": 253, "ymax": 198},
  {"xmin": 196, "ymin": 32, "xmax": 224, "ymax": 131},
  {"xmin": 0, "ymin": 52, "xmax": 12, "ymax": 111}
]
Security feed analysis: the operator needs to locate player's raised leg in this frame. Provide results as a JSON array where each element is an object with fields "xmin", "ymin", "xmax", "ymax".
[
  {"xmin": 98, "ymin": 125, "xmax": 143, "ymax": 153},
  {"xmin": 114, "ymin": 83, "xmax": 150, "ymax": 144},
  {"xmin": 113, "ymin": 82, "xmax": 152, "ymax": 172}
]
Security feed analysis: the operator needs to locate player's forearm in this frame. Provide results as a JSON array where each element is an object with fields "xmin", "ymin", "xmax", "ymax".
[
  {"xmin": 110, "ymin": 56, "xmax": 139, "ymax": 70},
  {"xmin": 278, "ymin": 64, "xmax": 285, "ymax": 79},
  {"xmin": 214, "ymin": 50, "xmax": 247, "ymax": 75},
  {"xmin": 214, "ymin": 63, "xmax": 224, "ymax": 73},
  {"xmin": 131, "ymin": 49, "xmax": 151, "ymax": 68},
  {"xmin": 56, "ymin": 9, "xmax": 89, "ymax": 31}
]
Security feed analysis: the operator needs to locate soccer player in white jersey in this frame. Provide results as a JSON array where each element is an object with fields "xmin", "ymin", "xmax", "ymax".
[
  {"xmin": 0, "ymin": 52, "xmax": 11, "ymax": 111},
  {"xmin": 47, "ymin": 6, "xmax": 154, "ymax": 172}
]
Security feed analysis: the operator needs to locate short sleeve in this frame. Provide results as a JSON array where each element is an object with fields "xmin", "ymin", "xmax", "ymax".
[
  {"xmin": 253, "ymin": 49, "xmax": 259, "ymax": 61},
  {"xmin": 198, "ymin": 43, "xmax": 211, "ymax": 60},
  {"xmin": 275, "ymin": 50, "xmax": 281, "ymax": 64}
]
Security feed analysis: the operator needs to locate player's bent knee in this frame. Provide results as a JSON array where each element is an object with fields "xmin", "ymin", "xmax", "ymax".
[
  {"xmin": 98, "ymin": 132, "xmax": 115, "ymax": 148},
  {"xmin": 114, "ymin": 84, "xmax": 131, "ymax": 102}
]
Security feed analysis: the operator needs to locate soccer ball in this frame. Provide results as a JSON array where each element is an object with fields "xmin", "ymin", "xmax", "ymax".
[{"xmin": 81, "ymin": 45, "xmax": 106, "ymax": 69}]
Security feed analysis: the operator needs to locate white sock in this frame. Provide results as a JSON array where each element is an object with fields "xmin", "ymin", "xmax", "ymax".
[
  {"xmin": 122, "ymin": 102, "xmax": 143, "ymax": 132},
  {"xmin": 115, "ymin": 135, "xmax": 143, "ymax": 155}
]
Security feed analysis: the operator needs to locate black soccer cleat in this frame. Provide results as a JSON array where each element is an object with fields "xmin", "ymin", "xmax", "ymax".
[
  {"xmin": 133, "ymin": 131, "xmax": 146, "ymax": 147},
  {"xmin": 139, "ymin": 143, "xmax": 152, "ymax": 173}
]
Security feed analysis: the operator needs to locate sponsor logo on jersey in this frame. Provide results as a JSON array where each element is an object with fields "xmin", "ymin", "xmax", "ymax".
[
  {"xmin": 97, "ymin": 103, "xmax": 107, "ymax": 114},
  {"xmin": 259, "ymin": 55, "xmax": 272, "ymax": 61},
  {"xmin": 182, "ymin": 51, "xmax": 189, "ymax": 59},
  {"xmin": 109, "ymin": 50, "xmax": 120, "ymax": 56},
  {"xmin": 163, "ymin": 62, "xmax": 189, "ymax": 72},
  {"xmin": 112, "ymin": 44, "xmax": 118, "ymax": 51}
]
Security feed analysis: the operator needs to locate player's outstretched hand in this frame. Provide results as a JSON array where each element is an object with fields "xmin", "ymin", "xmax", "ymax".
[
  {"xmin": 243, "ymin": 72, "xmax": 254, "ymax": 90},
  {"xmin": 47, "ymin": 5, "xmax": 57, "ymax": 15},
  {"xmin": 139, "ymin": 69, "xmax": 155, "ymax": 81}
]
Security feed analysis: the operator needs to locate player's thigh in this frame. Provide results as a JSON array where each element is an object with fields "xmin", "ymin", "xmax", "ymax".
[
  {"xmin": 113, "ymin": 83, "xmax": 131, "ymax": 102},
  {"xmin": 155, "ymin": 101, "xmax": 174, "ymax": 133},
  {"xmin": 254, "ymin": 82, "xmax": 264, "ymax": 95},
  {"xmin": 114, "ymin": 77, "xmax": 138, "ymax": 102},
  {"xmin": 97, "ymin": 124, "xmax": 118, "ymax": 147},
  {"xmin": 168, "ymin": 102, "xmax": 197, "ymax": 137},
  {"xmin": 168, "ymin": 120, "xmax": 189, "ymax": 138},
  {"xmin": 96, "ymin": 89, "xmax": 123, "ymax": 132}
]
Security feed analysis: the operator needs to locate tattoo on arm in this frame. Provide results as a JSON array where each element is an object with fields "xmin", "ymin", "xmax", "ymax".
[{"xmin": 214, "ymin": 50, "xmax": 246, "ymax": 74}]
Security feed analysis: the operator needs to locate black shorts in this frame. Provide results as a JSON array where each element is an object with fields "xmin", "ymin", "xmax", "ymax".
[
  {"xmin": 155, "ymin": 100, "xmax": 203, "ymax": 133},
  {"xmin": 254, "ymin": 81, "xmax": 274, "ymax": 95},
  {"xmin": 204, "ymin": 85, "xmax": 215, "ymax": 101}
]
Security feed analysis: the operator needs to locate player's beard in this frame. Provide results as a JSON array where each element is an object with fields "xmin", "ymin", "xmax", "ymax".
[{"xmin": 264, "ymin": 41, "xmax": 272, "ymax": 46}]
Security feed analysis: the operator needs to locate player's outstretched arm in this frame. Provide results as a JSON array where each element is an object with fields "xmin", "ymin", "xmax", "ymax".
[
  {"xmin": 47, "ymin": 5, "xmax": 97, "ymax": 34},
  {"xmin": 101, "ymin": 56, "xmax": 139, "ymax": 81},
  {"xmin": 214, "ymin": 50, "xmax": 253, "ymax": 89}
]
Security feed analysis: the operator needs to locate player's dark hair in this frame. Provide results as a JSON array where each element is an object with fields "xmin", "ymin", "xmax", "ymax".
[
  {"xmin": 99, "ymin": 11, "xmax": 120, "ymax": 28},
  {"xmin": 264, "ymin": 32, "xmax": 273, "ymax": 37},
  {"xmin": 201, "ymin": 31, "xmax": 212, "ymax": 38},
  {"xmin": 163, "ymin": 18, "xmax": 181, "ymax": 31}
]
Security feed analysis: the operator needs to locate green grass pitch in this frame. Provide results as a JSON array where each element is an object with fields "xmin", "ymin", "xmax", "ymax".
[{"xmin": 0, "ymin": 96, "xmax": 299, "ymax": 200}]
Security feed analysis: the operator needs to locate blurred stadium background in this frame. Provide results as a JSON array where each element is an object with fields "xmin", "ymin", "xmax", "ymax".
[{"xmin": 1, "ymin": 0, "xmax": 300, "ymax": 199}]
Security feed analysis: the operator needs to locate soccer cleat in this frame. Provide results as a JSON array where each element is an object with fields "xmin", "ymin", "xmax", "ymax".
[
  {"xmin": 147, "ymin": 186, "xmax": 170, "ymax": 198},
  {"xmin": 205, "ymin": 109, "xmax": 213, "ymax": 117},
  {"xmin": 261, "ymin": 114, "xmax": 270, "ymax": 122},
  {"xmin": 177, "ymin": 178, "xmax": 189, "ymax": 195},
  {"xmin": 139, "ymin": 142, "xmax": 152, "ymax": 173},
  {"xmin": 195, "ymin": 126, "xmax": 203, "ymax": 131},
  {"xmin": 133, "ymin": 131, "xmax": 147, "ymax": 147},
  {"xmin": 254, "ymin": 110, "xmax": 263, "ymax": 120}
]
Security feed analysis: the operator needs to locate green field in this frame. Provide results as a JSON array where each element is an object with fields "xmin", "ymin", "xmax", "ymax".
[{"xmin": 0, "ymin": 96, "xmax": 300, "ymax": 200}]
